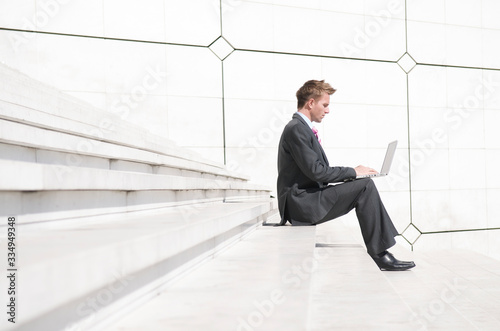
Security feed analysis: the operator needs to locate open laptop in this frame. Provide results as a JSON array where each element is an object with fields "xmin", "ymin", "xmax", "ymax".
[{"xmin": 356, "ymin": 140, "xmax": 398, "ymax": 179}]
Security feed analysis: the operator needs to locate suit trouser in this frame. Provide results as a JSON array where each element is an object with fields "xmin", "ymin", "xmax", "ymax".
[{"xmin": 315, "ymin": 178, "xmax": 398, "ymax": 256}]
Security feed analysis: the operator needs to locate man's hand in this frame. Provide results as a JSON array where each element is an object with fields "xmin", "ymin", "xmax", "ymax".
[{"xmin": 354, "ymin": 165, "xmax": 378, "ymax": 176}]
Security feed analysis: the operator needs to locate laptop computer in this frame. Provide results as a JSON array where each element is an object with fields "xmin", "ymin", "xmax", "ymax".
[{"xmin": 356, "ymin": 140, "xmax": 398, "ymax": 179}]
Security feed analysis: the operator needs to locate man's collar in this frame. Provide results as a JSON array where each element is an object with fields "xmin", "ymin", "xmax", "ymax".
[{"xmin": 295, "ymin": 111, "xmax": 313, "ymax": 129}]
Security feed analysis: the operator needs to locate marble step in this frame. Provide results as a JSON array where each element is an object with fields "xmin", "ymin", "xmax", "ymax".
[
  {"xmin": 104, "ymin": 220, "xmax": 500, "ymax": 331},
  {"xmin": 1, "ymin": 200, "xmax": 276, "ymax": 331},
  {"xmin": 383, "ymin": 248, "xmax": 500, "ymax": 330},
  {"xmin": 0, "ymin": 106, "xmax": 246, "ymax": 181},
  {"xmin": 0, "ymin": 159, "xmax": 271, "ymax": 224},
  {"xmin": 0, "ymin": 63, "xmax": 219, "ymax": 169},
  {"xmin": 105, "ymin": 220, "xmax": 318, "ymax": 331},
  {"xmin": 0, "ymin": 159, "xmax": 268, "ymax": 192},
  {"xmin": 0, "ymin": 62, "xmax": 246, "ymax": 182}
]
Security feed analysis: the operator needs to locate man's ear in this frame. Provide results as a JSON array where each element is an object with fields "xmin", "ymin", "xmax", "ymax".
[{"xmin": 306, "ymin": 98, "xmax": 315, "ymax": 109}]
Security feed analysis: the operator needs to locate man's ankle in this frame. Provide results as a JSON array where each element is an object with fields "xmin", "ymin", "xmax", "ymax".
[{"xmin": 372, "ymin": 250, "xmax": 388, "ymax": 258}]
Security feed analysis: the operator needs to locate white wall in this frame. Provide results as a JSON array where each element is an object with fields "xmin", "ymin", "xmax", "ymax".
[{"xmin": 1, "ymin": 0, "xmax": 500, "ymax": 260}]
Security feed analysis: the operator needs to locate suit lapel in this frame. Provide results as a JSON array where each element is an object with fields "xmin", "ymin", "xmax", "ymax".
[{"xmin": 292, "ymin": 113, "xmax": 329, "ymax": 166}]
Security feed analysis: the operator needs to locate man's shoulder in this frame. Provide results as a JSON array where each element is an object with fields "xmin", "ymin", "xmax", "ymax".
[{"xmin": 283, "ymin": 116, "xmax": 308, "ymax": 134}]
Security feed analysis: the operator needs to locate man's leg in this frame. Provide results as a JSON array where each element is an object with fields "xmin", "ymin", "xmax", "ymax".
[{"xmin": 316, "ymin": 178, "xmax": 398, "ymax": 256}]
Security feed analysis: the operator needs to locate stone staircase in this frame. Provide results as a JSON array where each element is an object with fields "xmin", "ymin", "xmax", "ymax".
[{"xmin": 0, "ymin": 63, "xmax": 276, "ymax": 330}]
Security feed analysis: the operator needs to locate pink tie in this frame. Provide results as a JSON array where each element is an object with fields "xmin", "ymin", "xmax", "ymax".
[{"xmin": 312, "ymin": 127, "xmax": 321, "ymax": 144}]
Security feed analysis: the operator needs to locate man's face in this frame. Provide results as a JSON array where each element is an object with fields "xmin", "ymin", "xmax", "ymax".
[{"xmin": 310, "ymin": 93, "xmax": 330, "ymax": 123}]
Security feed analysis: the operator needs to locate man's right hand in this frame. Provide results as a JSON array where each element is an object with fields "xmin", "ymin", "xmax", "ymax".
[{"xmin": 354, "ymin": 165, "xmax": 378, "ymax": 176}]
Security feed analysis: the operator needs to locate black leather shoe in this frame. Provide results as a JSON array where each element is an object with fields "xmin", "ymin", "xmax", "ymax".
[{"xmin": 372, "ymin": 251, "xmax": 415, "ymax": 271}]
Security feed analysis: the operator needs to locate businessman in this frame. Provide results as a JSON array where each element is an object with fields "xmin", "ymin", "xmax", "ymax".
[{"xmin": 276, "ymin": 80, "xmax": 415, "ymax": 271}]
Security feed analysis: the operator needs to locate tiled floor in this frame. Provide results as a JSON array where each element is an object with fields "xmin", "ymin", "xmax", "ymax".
[{"xmin": 105, "ymin": 220, "xmax": 500, "ymax": 331}]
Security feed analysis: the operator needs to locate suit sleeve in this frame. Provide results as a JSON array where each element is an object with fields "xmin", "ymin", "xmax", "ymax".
[{"xmin": 285, "ymin": 125, "xmax": 356, "ymax": 183}]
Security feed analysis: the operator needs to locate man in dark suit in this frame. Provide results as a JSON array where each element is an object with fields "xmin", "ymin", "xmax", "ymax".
[{"xmin": 276, "ymin": 80, "xmax": 415, "ymax": 271}]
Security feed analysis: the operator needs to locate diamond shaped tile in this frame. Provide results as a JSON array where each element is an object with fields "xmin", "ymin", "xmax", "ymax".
[
  {"xmin": 209, "ymin": 36, "xmax": 234, "ymax": 60},
  {"xmin": 401, "ymin": 223, "xmax": 422, "ymax": 244},
  {"xmin": 397, "ymin": 53, "xmax": 417, "ymax": 73}
]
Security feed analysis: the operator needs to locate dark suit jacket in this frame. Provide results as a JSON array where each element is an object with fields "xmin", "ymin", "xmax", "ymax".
[{"xmin": 277, "ymin": 113, "xmax": 356, "ymax": 225}]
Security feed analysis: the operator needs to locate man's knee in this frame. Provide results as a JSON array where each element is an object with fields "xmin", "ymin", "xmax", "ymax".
[
  {"xmin": 358, "ymin": 177, "xmax": 375, "ymax": 188},
  {"xmin": 359, "ymin": 178, "xmax": 378, "ymax": 196}
]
